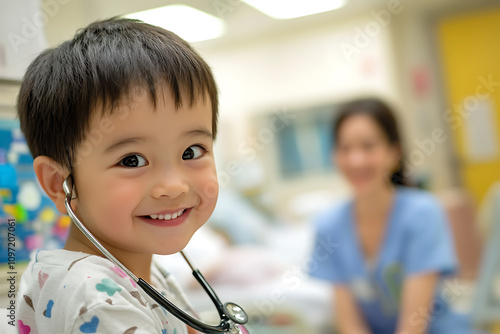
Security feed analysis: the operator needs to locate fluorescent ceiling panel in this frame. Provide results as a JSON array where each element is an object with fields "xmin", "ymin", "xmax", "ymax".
[
  {"xmin": 242, "ymin": 0, "xmax": 347, "ymax": 19},
  {"xmin": 124, "ymin": 4, "xmax": 225, "ymax": 42}
]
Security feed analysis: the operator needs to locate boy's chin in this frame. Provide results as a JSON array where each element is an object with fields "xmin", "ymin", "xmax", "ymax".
[
  {"xmin": 155, "ymin": 249, "xmax": 183, "ymax": 256},
  {"xmin": 154, "ymin": 238, "xmax": 192, "ymax": 255}
]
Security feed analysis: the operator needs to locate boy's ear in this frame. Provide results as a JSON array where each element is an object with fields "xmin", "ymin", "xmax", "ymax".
[{"xmin": 33, "ymin": 156, "xmax": 68, "ymax": 214}]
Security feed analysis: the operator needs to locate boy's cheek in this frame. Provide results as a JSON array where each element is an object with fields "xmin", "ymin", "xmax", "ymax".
[
  {"xmin": 77, "ymin": 186, "xmax": 127, "ymax": 217},
  {"xmin": 200, "ymin": 170, "xmax": 219, "ymax": 202},
  {"xmin": 202, "ymin": 179, "xmax": 219, "ymax": 202},
  {"xmin": 98, "ymin": 192, "xmax": 137, "ymax": 219}
]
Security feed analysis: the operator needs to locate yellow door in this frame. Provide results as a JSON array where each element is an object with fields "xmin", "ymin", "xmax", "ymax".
[{"xmin": 437, "ymin": 7, "xmax": 500, "ymax": 203}]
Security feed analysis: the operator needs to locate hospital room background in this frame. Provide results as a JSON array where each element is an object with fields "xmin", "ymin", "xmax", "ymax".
[{"xmin": 0, "ymin": 0, "xmax": 499, "ymax": 332}]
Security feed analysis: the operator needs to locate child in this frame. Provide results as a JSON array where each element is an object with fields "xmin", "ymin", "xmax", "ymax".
[{"xmin": 17, "ymin": 17, "xmax": 219, "ymax": 334}]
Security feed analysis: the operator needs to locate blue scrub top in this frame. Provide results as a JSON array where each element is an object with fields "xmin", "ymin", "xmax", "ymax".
[{"xmin": 309, "ymin": 187, "xmax": 472, "ymax": 334}]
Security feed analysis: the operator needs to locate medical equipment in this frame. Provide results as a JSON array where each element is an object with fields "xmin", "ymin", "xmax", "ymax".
[{"xmin": 63, "ymin": 175, "xmax": 249, "ymax": 334}]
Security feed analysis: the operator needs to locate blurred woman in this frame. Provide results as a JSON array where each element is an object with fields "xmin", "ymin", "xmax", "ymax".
[{"xmin": 309, "ymin": 98, "xmax": 472, "ymax": 334}]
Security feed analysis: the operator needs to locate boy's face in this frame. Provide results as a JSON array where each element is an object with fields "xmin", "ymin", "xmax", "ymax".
[{"xmin": 70, "ymin": 88, "xmax": 218, "ymax": 255}]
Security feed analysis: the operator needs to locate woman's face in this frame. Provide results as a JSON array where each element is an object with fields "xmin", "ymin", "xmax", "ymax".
[{"xmin": 334, "ymin": 114, "xmax": 400, "ymax": 196}]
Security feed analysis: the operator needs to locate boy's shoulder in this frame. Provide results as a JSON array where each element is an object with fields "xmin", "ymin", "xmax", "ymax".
[
  {"xmin": 23, "ymin": 249, "xmax": 138, "ymax": 293},
  {"xmin": 18, "ymin": 249, "xmax": 185, "ymax": 333},
  {"xmin": 21, "ymin": 249, "xmax": 151, "ymax": 307}
]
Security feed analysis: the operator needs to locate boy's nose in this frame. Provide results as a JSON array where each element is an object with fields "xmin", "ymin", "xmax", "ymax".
[{"xmin": 151, "ymin": 171, "xmax": 189, "ymax": 199}]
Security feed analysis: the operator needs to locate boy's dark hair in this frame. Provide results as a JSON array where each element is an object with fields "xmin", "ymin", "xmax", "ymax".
[
  {"xmin": 18, "ymin": 17, "xmax": 218, "ymax": 171},
  {"xmin": 333, "ymin": 97, "xmax": 406, "ymax": 186}
]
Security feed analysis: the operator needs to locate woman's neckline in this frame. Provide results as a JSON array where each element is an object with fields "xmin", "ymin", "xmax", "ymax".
[{"xmin": 349, "ymin": 187, "xmax": 400, "ymax": 274}]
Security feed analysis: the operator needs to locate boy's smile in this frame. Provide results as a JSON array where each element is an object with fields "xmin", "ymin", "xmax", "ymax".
[
  {"xmin": 139, "ymin": 207, "xmax": 191, "ymax": 227},
  {"xmin": 65, "ymin": 87, "xmax": 218, "ymax": 263}
]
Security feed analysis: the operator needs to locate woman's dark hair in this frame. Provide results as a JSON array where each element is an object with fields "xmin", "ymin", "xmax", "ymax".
[
  {"xmin": 18, "ymin": 17, "xmax": 218, "ymax": 171},
  {"xmin": 333, "ymin": 97, "xmax": 406, "ymax": 186}
]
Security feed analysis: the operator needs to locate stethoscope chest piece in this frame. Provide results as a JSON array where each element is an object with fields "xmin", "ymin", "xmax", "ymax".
[
  {"xmin": 223, "ymin": 302, "xmax": 248, "ymax": 325},
  {"xmin": 228, "ymin": 324, "xmax": 249, "ymax": 334}
]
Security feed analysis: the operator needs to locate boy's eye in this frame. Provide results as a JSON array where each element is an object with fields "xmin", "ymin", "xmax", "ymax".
[
  {"xmin": 182, "ymin": 145, "xmax": 205, "ymax": 160},
  {"xmin": 120, "ymin": 154, "xmax": 147, "ymax": 167}
]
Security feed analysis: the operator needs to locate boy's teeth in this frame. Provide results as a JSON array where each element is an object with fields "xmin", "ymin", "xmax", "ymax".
[{"xmin": 149, "ymin": 209, "xmax": 185, "ymax": 220}]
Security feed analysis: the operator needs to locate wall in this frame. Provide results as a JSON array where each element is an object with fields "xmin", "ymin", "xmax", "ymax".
[
  {"xmin": 390, "ymin": 5, "xmax": 458, "ymax": 193},
  {"xmin": 0, "ymin": 82, "xmax": 19, "ymax": 120},
  {"xmin": 3, "ymin": 0, "xmax": 488, "ymax": 219},
  {"xmin": 196, "ymin": 14, "xmax": 405, "ymax": 220},
  {"xmin": 390, "ymin": 0, "xmax": 500, "ymax": 201},
  {"xmin": 0, "ymin": 0, "xmax": 47, "ymax": 80},
  {"xmin": 197, "ymin": 0, "xmax": 497, "ymax": 219},
  {"xmin": 436, "ymin": 5, "xmax": 500, "ymax": 203}
]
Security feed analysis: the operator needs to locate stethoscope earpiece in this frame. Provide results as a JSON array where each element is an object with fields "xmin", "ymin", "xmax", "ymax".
[{"xmin": 63, "ymin": 175, "xmax": 77, "ymax": 199}]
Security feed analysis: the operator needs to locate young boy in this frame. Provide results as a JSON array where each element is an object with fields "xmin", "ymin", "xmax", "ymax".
[{"xmin": 17, "ymin": 18, "xmax": 219, "ymax": 334}]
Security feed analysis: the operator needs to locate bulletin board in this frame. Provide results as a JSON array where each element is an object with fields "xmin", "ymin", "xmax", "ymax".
[{"xmin": 0, "ymin": 83, "xmax": 70, "ymax": 264}]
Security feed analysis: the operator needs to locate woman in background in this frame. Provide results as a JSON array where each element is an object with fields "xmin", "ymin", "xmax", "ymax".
[{"xmin": 309, "ymin": 98, "xmax": 472, "ymax": 333}]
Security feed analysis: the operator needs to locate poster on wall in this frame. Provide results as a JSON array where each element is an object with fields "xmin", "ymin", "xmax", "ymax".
[
  {"xmin": 464, "ymin": 98, "xmax": 498, "ymax": 162},
  {"xmin": 0, "ymin": 0, "xmax": 47, "ymax": 80}
]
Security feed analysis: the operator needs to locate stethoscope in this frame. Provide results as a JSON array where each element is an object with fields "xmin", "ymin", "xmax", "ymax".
[{"xmin": 63, "ymin": 175, "xmax": 249, "ymax": 334}]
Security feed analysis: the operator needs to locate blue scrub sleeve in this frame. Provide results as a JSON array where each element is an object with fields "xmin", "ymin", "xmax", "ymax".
[
  {"xmin": 403, "ymin": 199, "xmax": 457, "ymax": 277},
  {"xmin": 308, "ymin": 213, "xmax": 349, "ymax": 284}
]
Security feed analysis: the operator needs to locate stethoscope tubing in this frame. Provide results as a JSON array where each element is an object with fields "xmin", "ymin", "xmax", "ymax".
[{"xmin": 62, "ymin": 175, "xmax": 247, "ymax": 333}]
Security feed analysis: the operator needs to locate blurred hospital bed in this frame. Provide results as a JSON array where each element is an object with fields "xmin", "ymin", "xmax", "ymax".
[
  {"xmin": 155, "ymin": 189, "xmax": 334, "ymax": 334},
  {"xmin": 155, "ymin": 182, "xmax": 498, "ymax": 333}
]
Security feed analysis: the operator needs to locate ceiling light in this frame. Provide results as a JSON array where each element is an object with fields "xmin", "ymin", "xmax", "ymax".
[
  {"xmin": 241, "ymin": 0, "xmax": 346, "ymax": 19},
  {"xmin": 124, "ymin": 4, "xmax": 225, "ymax": 42}
]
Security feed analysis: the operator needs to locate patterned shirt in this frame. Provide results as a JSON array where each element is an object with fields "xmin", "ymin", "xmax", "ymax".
[{"xmin": 17, "ymin": 249, "xmax": 190, "ymax": 334}]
